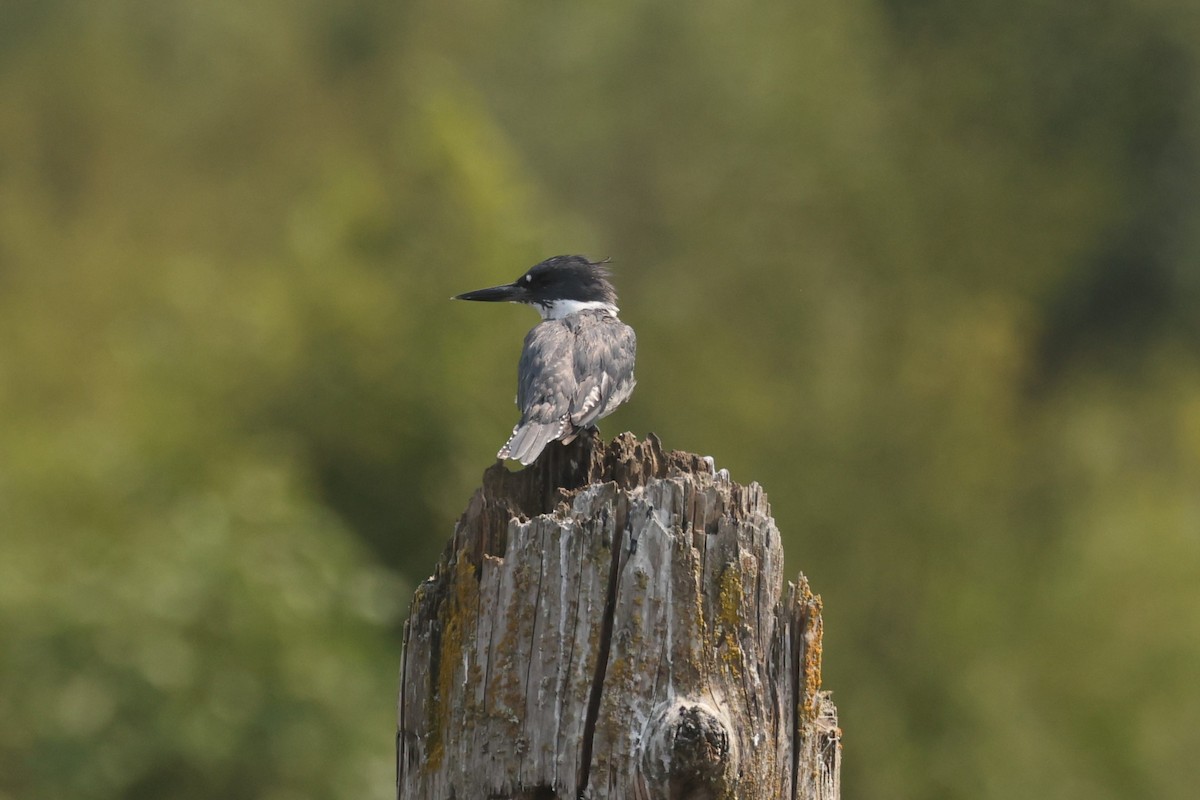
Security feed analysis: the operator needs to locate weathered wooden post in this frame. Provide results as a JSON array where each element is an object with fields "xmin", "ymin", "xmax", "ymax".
[{"xmin": 397, "ymin": 433, "xmax": 840, "ymax": 799}]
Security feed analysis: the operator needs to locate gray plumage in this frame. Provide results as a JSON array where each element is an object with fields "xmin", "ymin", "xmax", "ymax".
[
  {"xmin": 500, "ymin": 310, "xmax": 637, "ymax": 464},
  {"xmin": 453, "ymin": 255, "xmax": 638, "ymax": 466}
]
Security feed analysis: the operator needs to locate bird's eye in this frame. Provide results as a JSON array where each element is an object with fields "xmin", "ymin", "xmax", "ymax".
[{"xmin": 522, "ymin": 274, "xmax": 532, "ymax": 284}]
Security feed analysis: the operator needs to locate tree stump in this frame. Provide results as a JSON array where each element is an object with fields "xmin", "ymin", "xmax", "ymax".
[{"xmin": 397, "ymin": 433, "xmax": 840, "ymax": 800}]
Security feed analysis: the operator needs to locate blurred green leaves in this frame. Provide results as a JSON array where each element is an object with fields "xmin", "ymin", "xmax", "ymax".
[
  {"xmin": 2, "ymin": 449, "xmax": 402, "ymax": 800},
  {"xmin": 2, "ymin": 1, "xmax": 1199, "ymax": 798}
]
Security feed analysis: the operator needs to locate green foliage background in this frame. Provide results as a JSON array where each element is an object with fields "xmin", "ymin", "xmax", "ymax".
[{"xmin": 3, "ymin": 1, "xmax": 1199, "ymax": 798}]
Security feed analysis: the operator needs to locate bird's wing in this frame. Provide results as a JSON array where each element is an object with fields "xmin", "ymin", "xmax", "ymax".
[
  {"xmin": 569, "ymin": 315, "xmax": 637, "ymax": 429},
  {"xmin": 499, "ymin": 321, "xmax": 577, "ymax": 464},
  {"xmin": 500, "ymin": 314, "xmax": 637, "ymax": 465},
  {"xmin": 515, "ymin": 320, "xmax": 576, "ymax": 421}
]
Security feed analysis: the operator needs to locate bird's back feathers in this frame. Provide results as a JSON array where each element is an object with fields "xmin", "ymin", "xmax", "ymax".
[{"xmin": 499, "ymin": 309, "xmax": 636, "ymax": 465}]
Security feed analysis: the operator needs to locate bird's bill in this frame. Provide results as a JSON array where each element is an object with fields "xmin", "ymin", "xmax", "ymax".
[{"xmin": 453, "ymin": 282, "xmax": 528, "ymax": 303}]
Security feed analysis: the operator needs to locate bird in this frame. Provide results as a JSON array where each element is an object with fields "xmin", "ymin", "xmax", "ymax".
[{"xmin": 453, "ymin": 255, "xmax": 637, "ymax": 466}]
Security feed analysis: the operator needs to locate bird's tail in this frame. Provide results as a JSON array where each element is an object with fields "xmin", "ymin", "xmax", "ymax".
[{"xmin": 498, "ymin": 418, "xmax": 571, "ymax": 466}]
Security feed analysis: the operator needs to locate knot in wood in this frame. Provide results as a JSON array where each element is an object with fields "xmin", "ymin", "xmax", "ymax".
[
  {"xmin": 398, "ymin": 433, "xmax": 840, "ymax": 799},
  {"xmin": 641, "ymin": 699, "xmax": 737, "ymax": 800}
]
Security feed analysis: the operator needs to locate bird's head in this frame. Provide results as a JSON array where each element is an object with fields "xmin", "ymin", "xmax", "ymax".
[{"xmin": 454, "ymin": 255, "xmax": 618, "ymax": 320}]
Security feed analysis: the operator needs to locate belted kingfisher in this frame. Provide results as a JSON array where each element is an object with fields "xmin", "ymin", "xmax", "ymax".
[{"xmin": 454, "ymin": 255, "xmax": 637, "ymax": 465}]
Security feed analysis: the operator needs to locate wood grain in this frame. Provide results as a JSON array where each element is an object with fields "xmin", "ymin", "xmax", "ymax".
[{"xmin": 398, "ymin": 433, "xmax": 840, "ymax": 800}]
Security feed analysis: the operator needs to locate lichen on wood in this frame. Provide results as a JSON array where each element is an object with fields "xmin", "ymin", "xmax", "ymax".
[{"xmin": 397, "ymin": 432, "xmax": 840, "ymax": 800}]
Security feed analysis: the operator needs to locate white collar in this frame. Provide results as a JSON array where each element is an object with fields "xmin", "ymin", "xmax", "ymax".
[{"xmin": 535, "ymin": 299, "xmax": 619, "ymax": 320}]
